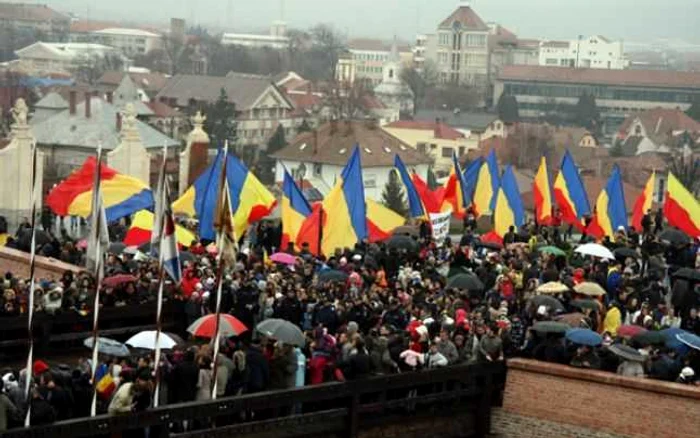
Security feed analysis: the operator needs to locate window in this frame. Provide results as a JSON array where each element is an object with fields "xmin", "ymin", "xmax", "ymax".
[
  {"xmin": 417, "ymin": 143, "xmax": 428, "ymax": 153},
  {"xmin": 466, "ymin": 34, "xmax": 486, "ymax": 47},
  {"xmin": 313, "ymin": 163, "xmax": 322, "ymax": 177},
  {"xmin": 452, "ymin": 32, "xmax": 462, "ymax": 50},
  {"xmin": 635, "ymin": 125, "xmax": 641, "ymax": 135},
  {"xmin": 546, "ymin": 58, "xmax": 558, "ymax": 65},
  {"xmin": 439, "ymin": 33, "xmax": 450, "ymax": 46},
  {"xmin": 441, "ymin": 147, "xmax": 454, "ymax": 158},
  {"xmin": 438, "ymin": 52, "xmax": 448, "ymax": 64},
  {"xmin": 364, "ymin": 175, "xmax": 377, "ymax": 188},
  {"xmin": 430, "ymin": 144, "xmax": 437, "ymax": 149},
  {"xmin": 389, "ymin": 69, "xmax": 394, "ymax": 79}
]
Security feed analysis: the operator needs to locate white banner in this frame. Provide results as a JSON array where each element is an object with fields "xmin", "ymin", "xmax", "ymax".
[{"xmin": 429, "ymin": 210, "xmax": 452, "ymax": 245}]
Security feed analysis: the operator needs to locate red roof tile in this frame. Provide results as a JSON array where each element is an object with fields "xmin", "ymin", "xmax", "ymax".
[
  {"xmin": 618, "ymin": 108, "xmax": 700, "ymax": 135},
  {"xmin": 499, "ymin": 65, "xmax": 700, "ymax": 89},
  {"xmin": 438, "ymin": 6, "xmax": 489, "ymax": 31}
]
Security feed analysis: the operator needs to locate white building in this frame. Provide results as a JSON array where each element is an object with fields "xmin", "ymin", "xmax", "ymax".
[
  {"xmin": 347, "ymin": 39, "xmax": 413, "ymax": 85},
  {"xmin": 221, "ymin": 21, "xmax": 290, "ymax": 49},
  {"xmin": 14, "ymin": 42, "xmax": 120, "ymax": 74},
  {"xmin": 539, "ymin": 35, "xmax": 628, "ymax": 70},
  {"xmin": 374, "ymin": 42, "xmax": 415, "ymax": 116},
  {"xmin": 92, "ymin": 28, "xmax": 163, "ymax": 56},
  {"xmin": 271, "ymin": 120, "xmax": 431, "ymax": 201}
]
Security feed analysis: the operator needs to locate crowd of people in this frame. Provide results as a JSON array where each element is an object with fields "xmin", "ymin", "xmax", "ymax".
[{"xmin": 0, "ymin": 210, "xmax": 699, "ymax": 432}]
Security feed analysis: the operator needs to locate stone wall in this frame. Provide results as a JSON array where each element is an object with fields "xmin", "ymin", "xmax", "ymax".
[
  {"xmin": 0, "ymin": 246, "xmax": 83, "ymax": 281},
  {"xmin": 497, "ymin": 358, "xmax": 700, "ymax": 438}
]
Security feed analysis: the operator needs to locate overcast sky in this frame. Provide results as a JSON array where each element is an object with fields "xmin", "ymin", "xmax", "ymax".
[{"xmin": 46, "ymin": 0, "xmax": 700, "ymax": 45}]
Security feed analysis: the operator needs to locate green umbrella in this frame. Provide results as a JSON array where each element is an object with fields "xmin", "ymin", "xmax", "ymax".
[
  {"xmin": 538, "ymin": 246, "xmax": 567, "ymax": 257},
  {"xmin": 532, "ymin": 321, "xmax": 570, "ymax": 334}
]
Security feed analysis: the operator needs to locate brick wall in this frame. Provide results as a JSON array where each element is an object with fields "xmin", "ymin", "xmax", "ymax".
[
  {"xmin": 0, "ymin": 246, "xmax": 82, "ymax": 282},
  {"xmin": 499, "ymin": 358, "xmax": 700, "ymax": 438}
]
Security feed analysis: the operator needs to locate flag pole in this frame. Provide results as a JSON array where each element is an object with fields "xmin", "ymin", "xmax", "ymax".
[
  {"xmin": 152, "ymin": 143, "xmax": 168, "ymax": 407},
  {"xmin": 23, "ymin": 141, "xmax": 39, "ymax": 427},
  {"xmin": 211, "ymin": 141, "xmax": 230, "ymax": 400},
  {"xmin": 89, "ymin": 143, "xmax": 105, "ymax": 417}
]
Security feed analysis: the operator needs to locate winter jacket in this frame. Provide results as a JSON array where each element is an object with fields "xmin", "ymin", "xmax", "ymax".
[
  {"xmin": 424, "ymin": 351, "xmax": 448, "ymax": 368},
  {"xmin": 108, "ymin": 383, "xmax": 133, "ymax": 414},
  {"xmin": 0, "ymin": 393, "xmax": 19, "ymax": 431},
  {"xmin": 246, "ymin": 346, "xmax": 270, "ymax": 393}
]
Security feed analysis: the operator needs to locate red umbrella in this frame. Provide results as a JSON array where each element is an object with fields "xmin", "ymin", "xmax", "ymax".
[
  {"xmin": 187, "ymin": 314, "xmax": 248, "ymax": 338},
  {"xmin": 617, "ymin": 324, "xmax": 647, "ymax": 338},
  {"xmin": 103, "ymin": 274, "xmax": 138, "ymax": 288}
]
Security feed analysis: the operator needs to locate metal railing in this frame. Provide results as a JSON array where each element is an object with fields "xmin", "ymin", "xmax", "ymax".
[{"xmin": 3, "ymin": 361, "xmax": 507, "ymax": 438}]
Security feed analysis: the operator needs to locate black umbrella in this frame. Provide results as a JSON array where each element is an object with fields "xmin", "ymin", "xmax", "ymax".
[
  {"xmin": 447, "ymin": 265, "xmax": 470, "ymax": 278},
  {"xmin": 318, "ymin": 269, "xmax": 348, "ymax": 283},
  {"xmin": 446, "ymin": 273, "xmax": 484, "ymax": 291},
  {"xmin": 530, "ymin": 295, "xmax": 565, "ymax": 311},
  {"xmin": 659, "ymin": 228, "xmax": 689, "ymax": 245},
  {"xmin": 387, "ymin": 235, "xmax": 419, "ymax": 252},
  {"xmin": 392, "ymin": 225, "xmax": 419, "ymax": 237},
  {"xmin": 631, "ymin": 330, "xmax": 666, "ymax": 347},
  {"xmin": 108, "ymin": 242, "xmax": 127, "ymax": 254},
  {"xmin": 532, "ymin": 321, "xmax": 570, "ymax": 334},
  {"xmin": 475, "ymin": 241, "xmax": 503, "ymax": 251},
  {"xmin": 570, "ymin": 299, "xmax": 599, "ymax": 311},
  {"xmin": 613, "ymin": 247, "xmax": 639, "ymax": 260},
  {"xmin": 608, "ymin": 343, "xmax": 644, "ymax": 362},
  {"xmin": 179, "ymin": 251, "xmax": 196, "ymax": 263},
  {"xmin": 672, "ymin": 267, "xmax": 700, "ymax": 282}
]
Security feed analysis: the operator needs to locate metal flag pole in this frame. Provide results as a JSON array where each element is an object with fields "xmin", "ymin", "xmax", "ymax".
[
  {"xmin": 89, "ymin": 143, "xmax": 106, "ymax": 417},
  {"xmin": 23, "ymin": 141, "xmax": 39, "ymax": 427},
  {"xmin": 152, "ymin": 143, "xmax": 169, "ymax": 407}
]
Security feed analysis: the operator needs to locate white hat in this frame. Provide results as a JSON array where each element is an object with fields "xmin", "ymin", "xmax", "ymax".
[
  {"xmin": 352, "ymin": 254, "xmax": 362, "ymax": 261},
  {"xmin": 617, "ymin": 226, "xmax": 626, "ymax": 231},
  {"xmin": 680, "ymin": 367, "xmax": 695, "ymax": 378},
  {"xmin": 537, "ymin": 305, "xmax": 548, "ymax": 316}
]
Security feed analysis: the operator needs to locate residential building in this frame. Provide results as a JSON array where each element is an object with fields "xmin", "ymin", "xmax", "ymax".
[
  {"xmin": 335, "ymin": 51, "xmax": 356, "ymax": 84},
  {"xmin": 0, "ymin": 3, "xmax": 70, "ymax": 40},
  {"xmin": 423, "ymin": 4, "xmax": 490, "ymax": 91},
  {"xmin": 271, "ymin": 119, "xmax": 431, "ymax": 201},
  {"xmin": 14, "ymin": 42, "xmax": 120, "ymax": 75},
  {"xmin": 98, "ymin": 70, "xmax": 170, "ymax": 100},
  {"xmin": 347, "ymin": 38, "xmax": 412, "ymax": 85},
  {"xmin": 155, "ymin": 72, "xmax": 297, "ymax": 152},
  {"xmin": 221, "ymin": 21, "xmax": 290, "ymax": 49},
  {"xmin": 30, "ymin": 91, "xmax": 178, "ymax": 183},
  {"xmin": 383, "ymin": 119, "xmax": 479, "ymax": 174},
  {"xmin": 616, "ymin": 107, "xmax": 700, "ymax": 155},
  {"xmin": 92, "ymin": 28, "xmax": 163, "ymax": 56},
  {"xmin": 550, "ymin": 126, "xmax": 599, "ymax": 149},
  {"xmin": 413, "ymin": 35, "xmax": 427, "ymax": 70},
  {"xmin": 539, "ymin": 35, "xmax": 627, "ymax": 70},
  {"xmin": 494, "ymin": 65, "xmax": 700, "ymax": 131}
]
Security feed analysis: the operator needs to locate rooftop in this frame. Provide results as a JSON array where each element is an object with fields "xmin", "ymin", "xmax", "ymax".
[
  {"xmin": 413, "ymin": 109, "xmax": 498, "ymax": 132},
  {"xmin": 34, "ymin": 92, "xmax": 67, "ymax": 109},
  {"xmin": 347, "ymin": 38, "xmax": 412, "ymax": 53},
  {"xmin": 15, "ymin": 42, "xmax": 117, "ymax": 60},
  {"xmin": 498, "ymin": 65, "xmax": 700, "ymax": 89},
  {"xmin": 31, "ymin": 97, "xmax": 178, "ymax": 150},
  {"xmin": 93, "ymin": 27, "xmax": 161, "ymax": 38},
  {"xmin": 271, "ymin": 120, "xmax": 432, "ymax": 167},
  {"xmin": 619, "ymin": 107, "xmax": 700, "ymax": 135},
  {"xmin": 384, "ymin": 120, "xmax": 465, "ymax": 141},
  {"xmin": 438, "ymin": 5, "xmax": 489, "ymax": 31}
]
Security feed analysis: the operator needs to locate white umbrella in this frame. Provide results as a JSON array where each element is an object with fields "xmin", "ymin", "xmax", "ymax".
[
  {"xmin": 126, "ymin": 331, "xmax": 179, "ymax": 350},
  {"xmin": 574, "ymin": 243, "xmax": 614, "ymax": 260}
]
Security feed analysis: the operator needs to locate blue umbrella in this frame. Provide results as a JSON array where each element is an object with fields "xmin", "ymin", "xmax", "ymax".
[
  {"xmin": 660, "ymin": 328, "xmax": 688, "ymax": 349},
  {"xmin": 565, "ymin": 328, "xmax": 602, "ymax": 347},
  {"xmin": 676, "ymin": 332, "xmax": 700, "ymax": 351}
]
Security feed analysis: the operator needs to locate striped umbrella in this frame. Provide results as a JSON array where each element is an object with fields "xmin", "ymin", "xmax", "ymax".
[{"xmin": 188, "ymin": 314, "xmax": 248, "ymax": 338}]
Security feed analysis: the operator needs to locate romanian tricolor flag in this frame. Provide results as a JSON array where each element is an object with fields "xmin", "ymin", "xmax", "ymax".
[
  {"xmin": 472, "ymin": 149, "xmax": 500, "ymax": 216},
  {"xmin": 394, "ymin": 155, "xmax": 425, "ymax": 218},
  {"xmin": 663, "ymin": 172, "xmax": 700, "ymax": 238},
  {"xmin": 441, "ymin": 152, "xmax": 471, "ymax": 216},
  {"xmin": 494, "ymin": 165, "xmax": 525, "ymax": 237},
  {"xmin": 587, "ymin": 165, "xmax": 628, "ymax": 241},
  {"xmin": 321, "ymin": 146, "xmax": 367, "ymax": 255},
  {"xmin": 46, "ymin": 156, "xmax": 154, "ymax": 222},
  {"xmin": 173, "ymin": 149, "xmax": 276, "ymax": 241},
  {"xmin": 281, "ymin": 168, "xmax": 312, "ymax": 251},
  {"xmin": 631, "ymin": 172, "xmax": 655, "ymax": 231},
  {"xmin": 412, "ymin": 173, "xmax": 444, "ymax": 214},
  {"xmin": 123, "ymin": 210, "xmax": 196, "ymax": 249},
  {"xmin": 463, "ymin": 158, "xmax": 482, "ymax": 204},
  {"xmin": 553, "ymin": 151, "xmax": 590, "ymax": 230},
  {"xmin": 366, "ymin": 199, "xmax": 406, "ymax": 242},
  {"xmin": 533, "ymin": 157, "xmax": 554, "ymax": 225}
]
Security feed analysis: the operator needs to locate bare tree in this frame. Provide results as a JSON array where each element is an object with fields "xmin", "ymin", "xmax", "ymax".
[
  {"xmin": 310, "ymin": 24, "xmax": 346, "ymax": 81},
  {"xmin": 400, "ymin": 60, "xmax": 439, "ymax": 114}
]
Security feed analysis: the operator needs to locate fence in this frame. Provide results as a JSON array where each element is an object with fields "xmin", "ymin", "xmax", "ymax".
[{"xmin": 3, "ymin": 361, "xmax": 507, "ymax": 438}]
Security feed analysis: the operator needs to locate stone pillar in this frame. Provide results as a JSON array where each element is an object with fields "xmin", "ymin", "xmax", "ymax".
[
  {"xmin": 107, "ymin": 103, "xmax": 151, "ymax": 184},
  {"xmin": 178, "ymin": 111, "xmax": 210, "ymax": 195},
  {"xmin": 0, "ymin": 99, "xmax": 44, "ymax": 233}
]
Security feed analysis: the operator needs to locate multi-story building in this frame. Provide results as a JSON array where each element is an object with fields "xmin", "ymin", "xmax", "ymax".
[
  {"xmin": 0, "ymin": 3, "xmax": 70, "ymax": 38},
  {"xmin": 221, "ymin": 21, "xmax": 290, "ymax": 50},
  {"xmin": 92, "ymin": 28, "xmax": 163, "ymax": 56},
  {"xmin": 539, "ymin": 35, "xmax": 627, "ymax": 70},
  {"xmin": 413, "ymin": 34, "xmax": 427, "ymax": 71},
  {"xmin": 14, "ymin": 41, "xmax": 120, "ymax": 75},
  {"xmin": 347, "ymin": 38, "xmax": 412, "ymax": 85},
  {"xmin": 423, "ymin": 4, "xmax": 490, "ymax": 91},
  {"xmin": 494, "ymin": 65, "xmax": 700, "ymax": 132}
]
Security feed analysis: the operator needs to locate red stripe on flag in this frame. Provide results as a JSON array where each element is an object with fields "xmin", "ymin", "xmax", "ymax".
[{"xmin": 664, "ymin": 193, "xmax": 700, "ymax": 238}]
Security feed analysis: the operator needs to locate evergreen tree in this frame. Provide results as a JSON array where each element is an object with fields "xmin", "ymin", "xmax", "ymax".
[
  {"xmin": 266, "ymin": 124, "xmax": 287, "ymax": 154},
  {"xmin": 382, "ymin": 171, "xmax": 408, "ymax": 217},
  {"xmin": 574, "ymin": 93, "xmax": 600, "ymax": 132},
  {"xmin": 496, "ymin": 93, "xmax": 520, "ymax": 123},
  {"xmin": 610, "ymin": 139, "xmax": 624, "ymax": 157},
  {"xmin": 204, "ymin": 88, "xmax": 237, "ymax": 147},
  {"xmin": 686, "ymin": 97, "xmax": 700, "ymax": 123},
  {"xmin": 259, "ymin": 125, "xmax": 287, "ymax": 184}
]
